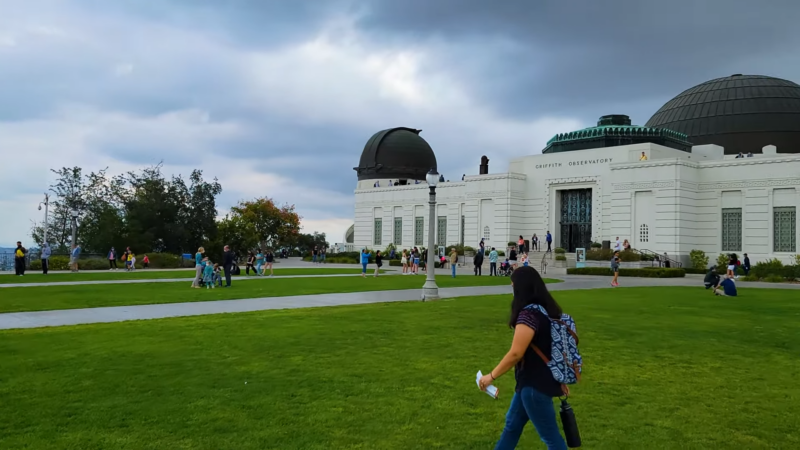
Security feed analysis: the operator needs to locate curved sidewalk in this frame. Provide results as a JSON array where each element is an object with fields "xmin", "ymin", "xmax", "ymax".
[{"xmin": 1, "ymin": 275, "xmax": 797, "ymax": 330}]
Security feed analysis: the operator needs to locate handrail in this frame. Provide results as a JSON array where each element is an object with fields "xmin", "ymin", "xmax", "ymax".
[{"xmin": 631, "ymin": 248, "xmax": 682, "ymax": 268}]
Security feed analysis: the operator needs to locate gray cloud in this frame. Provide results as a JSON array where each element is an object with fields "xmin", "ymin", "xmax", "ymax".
[
  {"xmin": 1, "ymin": 0, "xmax": 798, "ymax": 245},
  {"xmin": 356, "ymin": 0, "xmax": 800, "ymax": 122}
]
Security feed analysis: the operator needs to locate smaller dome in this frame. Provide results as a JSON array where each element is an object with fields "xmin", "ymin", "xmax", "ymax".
[{"xmin": 354, "ymin": 127, "xmax": 437, "ymax": 181}]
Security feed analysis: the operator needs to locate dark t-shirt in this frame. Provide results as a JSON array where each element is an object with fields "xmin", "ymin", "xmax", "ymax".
[
  {"xmin": 514, "ymin": 308, "xmax": 563, "ymax": 397},
  {"xmin": 376, "ymin": 255, "xmax": 383, "ymax": 267},
  {"xmin": 265, "ymin": 253, "xmax": 274, "ymax": 263}
]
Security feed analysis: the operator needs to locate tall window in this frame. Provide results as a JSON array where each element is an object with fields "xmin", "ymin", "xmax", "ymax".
[
  {"xmin": 639, "ymin": 224, "xmax": 649, "ymax": 243},
  {"xmin": 374, "ymin": 218, "xmax": 382, "ymax": 246},
  {"xmin": 483, "ymin": 226, "xmax": 490, "ymax": 241},
  {"xmin": 394, "ymin": 218, "xmax": 402, "ymax": 246},
  {"xmin": 721, "ymin": 208, "xmax": 742, "ymax": 251},
  {"xmin": 774, "ymin": 207, "xmax": 796, "ymax": 252},
  {"xmin": 460, "ymin": 215, "xmax": 465, "ymax": 246},
  {"xmin": 414, "ymin": 217, "xmax": 424, "ymax": 246},
  {"xmin": 437, "ymin": 216, "xmax": 447, "ymax": 246}
]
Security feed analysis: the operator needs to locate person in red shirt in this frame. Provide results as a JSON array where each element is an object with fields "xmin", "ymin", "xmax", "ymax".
[{"xmin": 142, "ymin": 255, "xmax": 150, "ymax": 269}]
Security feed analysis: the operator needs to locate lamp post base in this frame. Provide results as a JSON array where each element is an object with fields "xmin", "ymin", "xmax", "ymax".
[{"xmin": 421, "ymin": 280, "xmax": 440, "ymax": 301}]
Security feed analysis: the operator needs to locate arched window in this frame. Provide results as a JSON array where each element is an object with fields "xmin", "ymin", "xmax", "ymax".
[
  {"xmin": 483, "ymin": 226, "xmax": 491, "ymax": 240},
  {"xmin": 639, "ymin": 224, "xmax": 649, "ymax": 243}
]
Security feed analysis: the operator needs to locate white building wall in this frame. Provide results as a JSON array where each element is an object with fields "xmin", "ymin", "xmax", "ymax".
[{"xmin": 354, "ymin": 143, "xmax": 800, "ymax": 265}]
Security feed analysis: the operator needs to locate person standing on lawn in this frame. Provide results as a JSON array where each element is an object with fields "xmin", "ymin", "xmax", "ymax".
[
  {"xmin": 264, "ymin": 249, "xmax": 275, "ymax": 277},
  {"xmin": 489, "ymin": 247, "xmax": 499, "ymax": 276},
  {"xmin": 246, "ymin": 251, "xmax": 255, "ymax": 275},
  {"xmin": 40, "ymin": 242, "xmax": 51, "ymax": 275},
  {"xmin": 14, "ymin": 241, "xmax": 27, "ymax": 276},
  {"xmin": 449, "ymin": 247, "xmax": 459, "ymax": 278},
  {"xmin": 611, "ymin": 251, "xmax": 620, "ymax": 287},
  {"xmin": 191, "ymin": 247, "xmax": 205, "ymax": 288},
  {"xmin": 70, "ymin": 243, "xmax": 81, "ymax": 273},
  {"xmin": 108, "ymin": 247, "xmax": 118, "ymax": 270},
  {"xmin": 478, "ymin": 266, "xmax": 570, "ymax": 450},
  {"xmin": 142, "ymin": 255, "xmax": 150, "ymax": 269},
  {"xmin": 474, "ymin": 247, "xmax": 484, "ymax": 276},
  {"xmin": 255, "ymin": 250, "xmax": 265, "ymax": 276},
  {"xmin": 360, "ymin": 248, "xmax": 371, "ymax": 277},
  {"xmin": 374, "ymin": 250, "xmax": 383, "ymax": 277},
  {"xmin": 223, "ymin": 245, "xmax": 234, "ymax": 287}
]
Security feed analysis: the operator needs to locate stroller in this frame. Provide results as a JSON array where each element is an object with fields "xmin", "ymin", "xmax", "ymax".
[{"xmin": 498, "ymin": 260, "xmax": 513, "ymax": 277}]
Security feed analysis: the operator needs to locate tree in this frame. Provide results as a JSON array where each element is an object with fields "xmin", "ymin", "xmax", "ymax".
[
  {"xmin": 292, "ymin": 232, "xmax": 329, "ymax": 252},
  {"xmin": 31, "ymin": 163, "xmax": 225, "ymax": 255},
  {"xmin": 229, "ymin": 198, "xmax": 301, "ymax": 250}
]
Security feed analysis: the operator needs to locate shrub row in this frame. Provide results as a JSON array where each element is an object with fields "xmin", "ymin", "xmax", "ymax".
[
  {"xmin": 29, "ymin": 253, "xmax": 186, "ymax": 271},
  {"xmin": 567, "ymin": 267, "xmax": 686, "ymax": 278},
  {"xmin": 585, "ymin": 248, "xmax": 642, "ymax": 262}
]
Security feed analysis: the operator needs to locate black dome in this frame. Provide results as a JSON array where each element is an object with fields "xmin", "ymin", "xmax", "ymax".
[
  {"xmin": 354, "ymin": 127, "xmax": 437, "ymax": 181},
  {"xmin": 645, "ymin": 74, "xmax": 800, "ymax": 154}
]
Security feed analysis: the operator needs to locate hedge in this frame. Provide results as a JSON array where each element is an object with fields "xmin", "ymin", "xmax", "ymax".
[
  {"xmin": 567, "ymin": 267, "xmax": 686, "ymax": 278},
  {"xmin": 585, "ymin": 248, "xmax": 642, "ymax": 262},
  {"xmin": 29, "ymin": 253, "xmax": 186, "ymax": 271}
]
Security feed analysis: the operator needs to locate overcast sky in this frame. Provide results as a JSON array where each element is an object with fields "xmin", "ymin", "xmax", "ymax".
[{"xmin": 2, "ymin": 0, "xmax": 799, "ymax": 247}]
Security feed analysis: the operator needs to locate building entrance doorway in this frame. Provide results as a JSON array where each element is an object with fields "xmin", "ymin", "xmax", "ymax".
[{"xmin": 559, "ymin": 189, "xmax": 592, "ymax": 252}]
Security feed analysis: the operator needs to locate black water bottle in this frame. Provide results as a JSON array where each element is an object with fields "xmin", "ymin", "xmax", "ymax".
[{"xmin": 560, "ymin": 398, "xmax": 582, "ymax": 448}]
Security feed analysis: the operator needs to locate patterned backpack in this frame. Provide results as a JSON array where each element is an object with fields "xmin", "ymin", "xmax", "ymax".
[{"xmin": 525, "ymin": 304, "xmax": 583, "ymax": 386}]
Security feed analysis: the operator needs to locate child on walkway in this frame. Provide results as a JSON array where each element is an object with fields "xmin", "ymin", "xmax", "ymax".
[
  {"xmin": 255, "ymin": 250, "xmax": 264, "ymax": 276},
  {"xmin": 129, "ymin": 253, "xmax": 136, "ymax": 271},
  {"xmin": 203, "ymin": 258, "xmax": 215, "ymax": 289},
  {"xmin": 142, "ymin": 255, "xmax": 149, "ymax": 269}
]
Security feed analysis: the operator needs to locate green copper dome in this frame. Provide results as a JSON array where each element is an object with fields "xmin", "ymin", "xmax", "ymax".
[{"xmin": 542, "ymin": 115, "xmax": 692, "ymax": 154}]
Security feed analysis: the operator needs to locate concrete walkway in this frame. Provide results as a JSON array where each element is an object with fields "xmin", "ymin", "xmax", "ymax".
[
  {"xmin": 0, "ymin": 272, "xmax": 386, "ymax": 288},
  {"xmin": 1, "ymin": 275, "xmax": 797, "ymax": 330}
]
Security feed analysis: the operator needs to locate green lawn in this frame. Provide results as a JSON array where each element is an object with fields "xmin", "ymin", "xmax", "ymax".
[
  {"xmin": 1, "ymin": 287, "xmax": 797, "ymax": 449},
  {"xmin": 0, "ymin": 275, "xmax": 553, "ymax": 313},
  {"xmin": 0, "ymin": 267, "xmax": 380, "ymax": 284}
]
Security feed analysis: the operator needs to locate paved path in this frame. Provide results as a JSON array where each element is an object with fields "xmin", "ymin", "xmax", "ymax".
[{"xmin": 1, "ymin": 275, "xmax": 797, "ymax": 330}]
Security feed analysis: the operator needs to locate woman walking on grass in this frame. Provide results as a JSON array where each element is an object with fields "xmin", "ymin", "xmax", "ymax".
[
  {"xmin": 478, "ymin": 266, "xmax": 569, "ymax": 450},
  {"xmin": 191, "ymin": 247, "xmax": 205, "ymax": 288}
]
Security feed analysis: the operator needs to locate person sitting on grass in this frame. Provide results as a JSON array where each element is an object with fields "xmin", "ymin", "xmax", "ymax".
[
  {"xmin": 203, "ymin": 258, "xmax": 215, "ymax": 289},
  {"xmin": 715, "ymin": 274, "xmax": 738, "ymax": 297},
  {"xmin": 704, "ymin": 265, "xmax": 720, "ymax": 290}
]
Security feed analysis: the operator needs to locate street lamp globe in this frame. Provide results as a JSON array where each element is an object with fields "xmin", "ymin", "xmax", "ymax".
[
  {"xmin": 70, "ymin": 209, "xmax": 79, "ymax": 219},
  {"xmin": 426, "ymin": 168, "xmax": 439, "ymax": 187}
]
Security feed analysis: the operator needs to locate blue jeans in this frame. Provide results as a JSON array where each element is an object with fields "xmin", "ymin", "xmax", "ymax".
[
  {"xmin": 494, "ymin": 387, "xmax": 567, "ymax": 450},
  {"xmin": 451, "ymin": 264, "xmax": 456, "ymax": 277},
  {"xmin": 361, "ymin": 263, "xmax": 367, "ymax": 273}
]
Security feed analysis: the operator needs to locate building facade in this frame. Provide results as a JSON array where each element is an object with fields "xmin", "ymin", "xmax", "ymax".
[
  {"xmin": 351, "ymin": 75, "xmax": 800, "ymax": 266},
  {"xmin": 353, "ymin": 142, "xmax": 799, "ymax": 267}
]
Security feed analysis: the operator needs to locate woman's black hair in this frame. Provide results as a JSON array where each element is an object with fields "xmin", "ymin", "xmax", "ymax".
[{"xmin": 509, "ymin": 266, "xmax": 562, "ymax": 328}]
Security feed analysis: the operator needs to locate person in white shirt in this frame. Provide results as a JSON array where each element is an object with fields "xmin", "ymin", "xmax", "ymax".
[{"xmin": 614, "ymin": 237, "xmax": 621, "ymax": 252}]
